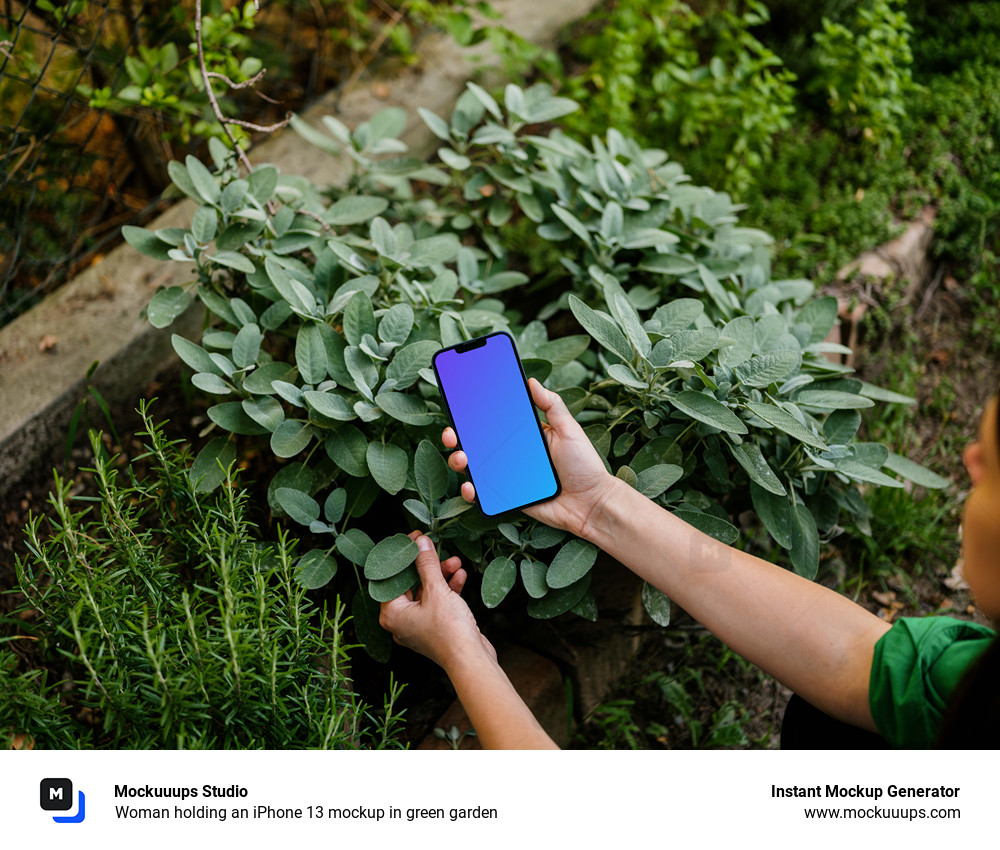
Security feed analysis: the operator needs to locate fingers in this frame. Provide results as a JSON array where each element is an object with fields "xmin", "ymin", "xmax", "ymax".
[
  {"xmin": 412, "ymin": 534, "xmax": 455, "ymax": 595},
  {"xmin": 442, "ymin": 427, "xmax": 458, "ymax": 449},
  {"xmin": 528, "ymin": 378, "xmax": 575, "ymax": 432},
  {"xmin": 441, "ymin": 555, "xmax": 466, "ymax": 594},
  {"xmin": 448, "ymin": 568, "xmax": 467, "ymax": 594},
  {"xmin": 447, "ymin": 449, "xmax": 468, "ymax": 473}
]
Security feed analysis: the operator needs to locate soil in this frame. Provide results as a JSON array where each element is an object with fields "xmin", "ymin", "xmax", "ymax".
[{"xmin": 2, "ymin": 261, "xmax": 998, "ymax": 749}]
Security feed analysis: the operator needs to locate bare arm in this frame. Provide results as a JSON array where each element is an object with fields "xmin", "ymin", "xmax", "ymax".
[
  {"xmin": 448, "ymin": 379, "xmax": 891, "ymax": 732},
  {"xmin": 380, "ymin": 534, "xmax": 557, "ymax": 749},
  {"xmin": 582, "ymin": 477, "xmax": 890, "ymax": 730}
]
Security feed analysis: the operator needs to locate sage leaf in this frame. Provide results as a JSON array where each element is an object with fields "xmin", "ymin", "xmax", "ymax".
[
  {"xmin": 295, "ymin": 550, "xmax": 337, "ymax": 589},
  {"xmin": 364, "ymin": 533, "xmax": 419, "ymax": 580},
  {"xmin": 296, "ymin": 323, "xmax": 328, "ymax": 385},
  {"xmin": 275, "ymin": 487, "xmax": 320, "ymax": 526},
  {"xmin": 552, "ymin": 205, "xmax": 592, "ymax": 246},
  {"xmin": 324, "ymin": 196, "xmax": 389, "ymax": 226},
  {"xmin": 367, "ymin": 442, "xmax": 408, "ymax": 494},
  {"xmin": 379, "ymin": 303, "xmax": 414, "ymax": 346},
  {"xmin": 636, "ymin": 464, "xmax": 684, "ymax": 498},
  {"xmin": 271, "ymin": 420, "xmax": 313, "ymax": 458},
  {"xmin": 408, "ymin": 234, "xmax": 461, "ymax": 267},
  {"xmin": 148, "ymin": 286, "xmax": 191, "ymax": 328},
  {"xmin": 743, "ymin": 401, "xmax": 829, "ymax": 450},
  {"xmin": 858, "ymin": 382, "xmax": 916, "ymax": 405},
  {"xmin": 404, "ymin": 499, "xmax": 432, "ymax": 526},
  {"xmin": 192, "ymin": 372, "xmax": 230, "ymax": 395},
  {"xmin": 730, "ymin": 441, "xmax": 786, "ymax": 495},
  {"xmin": 242, "ymin": 361, "xmax": 296, "ymax": 395},
  {"xmin": 719, "ymin": 316, "xmax": 755, "ymax": 367},
  {"xmin": 324, "ymin": 488, "xmax": 347, "ymax": 524},
  {"xmin": 325, "ymin": 427, "xmax": 368, "ymax": 476},
  {"xmin": 369, "ymin": 564, "xmax": 419, "ymax": 602},
  {"xmin": 375, "ymin": 391, "xmax": 435, "ymax": 425},
  {"xmin": 535, "ymin": 335, "xmax": 590, "ymax": 370},
  {"xmin": 124, "ymin": 225, "xmax": 173, "ymax": 261},
  {"xmin": 834, "ymin": 460, "xmax": 905, "ymax": 488},
  {"xmin": 436, "ymin": 496, "xmax": 472, "ymax": 519},
  {"xmin": 242, "ymin": 396, "xmax": 284, "ymax": 432},
  {"xmin": 520, "ymin": 559, "xmax": 548, "ymax": 599},
  {"xmin": 796, "ymin": 296, "xmax": 839, "ymax": 345},
  {"xmin": 670, "ymin": 391, "xmax": 748, "ymax": 435},
  {"xmin": 353, "ymin": 588, "xmax": 391, "ymax": 662},
  {"xmin": 305, "ymin": 390, "xmax": 356, "ymax": 422},
  {"xmin": 208, "ymin": 402, "xmax": 269, "ymax": 436},
  {"xmin": 527, "ymin": 573, "xmax": 591, "ymax": 619},
  {"xmin": 642, "ymin": 582, "xmax": 671, "ymax": 627},
  {"xmin": 790, "ymin": 504, "xmax": 819, "ymax": 579},
  {"xmin": 481, "ymin": 557, "xmax": 517, "ymax": 608},
  {"xmin": 733, "ymin": 350, "xmax": 800, "ymax": 388},
  {"xmin": 750, "ymin": 482, "xmax": 793, "ymax": 549},
  {"xmin": 387, "ymin": 340, "xmax": 440, "ymax": 389},
  {"xmin": 796, "ymin": 390, "xmax": 874, "ymax": 410},
  {"xmin": 231, "ymin": 322, "xmax": 262, "ymax": 368},
  {"xmin": 546, "ymin": 538, "xmax": 598, "ymax": 590},
  {"xmin": 173, "ymin": 334, "xmax": 219, "ymax": 374},
  {"xmin": 186, "ymin": 154, "xmax": 220, "ymax": 204},
  {"xmin": 883, "ymin": 453, "xmax": 950, "ymax": 489},
  {"xmin": 189, "ymin": 438, "xmax": 236, "ymax": 493},
  {"xmin": 823, "ymin": 409, "xmax": 862, "ymax": 445},
  {"xmin": 672, "ymin": 509, "xmax": 739, "ymax": 545},
  {"xmin": 569, "ymin": 295, "xmax": 631, "ymax": 361},
  {"xmin": 568, "ymin": 592, "xmax": 596, "ymax": 621},
  {"xmin": 415, "ymin": 440, "xmax": 449, "ymax": 502},
  {"xmin": 337, "ymin": 528, "xmax": 375, "ymax": 565}
]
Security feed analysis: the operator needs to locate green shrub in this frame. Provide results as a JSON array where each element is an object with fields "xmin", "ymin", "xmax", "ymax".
[
  {"xmin": 125, "ymin": 83, "xmax": 945, "ymax": 658},
  {"xmin": 0, "ymin": 406, "xmax": 404, "ymax": 749},
  {"xmin": 810, "ymin": 0, "xmax": 916, "ymax": 147},
  {"xmin": 560, "ymin": 0, "xmax": 796, "ymax": 195}
]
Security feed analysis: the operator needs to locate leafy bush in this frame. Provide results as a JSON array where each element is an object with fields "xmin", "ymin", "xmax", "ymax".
[
  {"xmin": 559, "ymin": 0, "xmax": 797, "ymax": 195},
  {"xmin": 810, "ymin": 0, "xmax": 915, "ymax": 147},
  {"xmin": 124, "ymin": 82, "xmax": 945, "ymax": 657},
  {"xmin": 0, "ymin": 406, "xmax": 404, "ymax": 749}
]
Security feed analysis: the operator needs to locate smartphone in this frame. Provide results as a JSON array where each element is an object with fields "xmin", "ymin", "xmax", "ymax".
[{"xmin": 432, "ymin": 331, "xmax": 561, "ymax": 516}]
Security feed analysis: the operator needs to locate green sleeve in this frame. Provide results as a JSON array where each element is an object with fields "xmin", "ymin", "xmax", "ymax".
[{"xmin": 869, "ymin": 616, "xmax": 996, "ymax": 748}]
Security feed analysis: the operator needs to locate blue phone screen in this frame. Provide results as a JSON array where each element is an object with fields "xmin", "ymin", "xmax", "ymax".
[{"xmin": 433, "ymin": 333, "xmax": 559, "ymax": 516}]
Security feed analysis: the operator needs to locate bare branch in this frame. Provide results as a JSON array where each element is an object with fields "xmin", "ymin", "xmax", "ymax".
[
  {"xmin": 194, "ymin": 0, "xmax": 254, "ymax": 174},
  {"xmin": 205, "ymin": 68, "xmax": 268, "ymax": 90}
]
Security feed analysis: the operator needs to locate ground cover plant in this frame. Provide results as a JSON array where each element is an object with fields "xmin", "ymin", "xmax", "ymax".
[
  {"xmin": 122, "ymin": 80, "xmax": 947, "ymax": 662},
  {"xmin": 550, "ymin": 0, "xmax": 1000, "ymax": 325},
  {"xmin": 0, "ymin": 405, "xmax": 404, "ymax": 749}
]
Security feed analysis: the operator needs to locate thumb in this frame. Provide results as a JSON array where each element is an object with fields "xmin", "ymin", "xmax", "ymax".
[
  {"xmin": 412, "ymin": 535, "xmax": 447, "ymax": 593},
  {"xmin": 529, "ymin": 378, "xmax": 576, "ymax": 433}
]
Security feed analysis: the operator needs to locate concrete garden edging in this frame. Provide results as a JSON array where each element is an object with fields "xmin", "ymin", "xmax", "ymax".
[{"xmin": 0, "ymin": 0, "xmax": 601, "ymax": 496}]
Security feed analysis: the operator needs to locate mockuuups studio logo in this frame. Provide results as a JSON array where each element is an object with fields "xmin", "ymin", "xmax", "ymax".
[{"xmin": 40, "ymin": 778, "xmax": 86, "ymax": 823}]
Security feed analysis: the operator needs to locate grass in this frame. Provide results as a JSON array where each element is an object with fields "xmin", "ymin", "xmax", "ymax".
[{"xmin": 572, "ymin": 630, "xmax": 775, "ymax": 750}]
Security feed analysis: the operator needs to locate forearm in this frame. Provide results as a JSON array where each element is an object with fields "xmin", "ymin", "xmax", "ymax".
[
  {"xmin": 443, "ymin": 650, "xmax": 558, "ymax": 749},
  {"xmin": 583, "ymin": 478, "xmax": 890, "ymax": 729}
]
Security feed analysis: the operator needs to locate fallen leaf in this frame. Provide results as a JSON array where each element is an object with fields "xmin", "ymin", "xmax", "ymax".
[
  {"xmin": 8, "ymin": 732, "xmax": 34, "ymax": 750},
  {"xmin": 38, "ymin": 334, "xmax": 58, "ymax": 352},
  {"xmin": 872, "ymin": 590, "xmax": 896, "ymax": 606}
]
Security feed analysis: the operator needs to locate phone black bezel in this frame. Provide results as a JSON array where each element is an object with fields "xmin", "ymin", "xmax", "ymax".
[{"xmin": 431, "ymin": 330, "xmax": 562, "ymax": 517}]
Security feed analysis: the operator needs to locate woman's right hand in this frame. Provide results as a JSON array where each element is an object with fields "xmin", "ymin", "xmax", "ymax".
[{"xmin": 442, "ymin": 377, "xmax": 619, "ymax": 538}]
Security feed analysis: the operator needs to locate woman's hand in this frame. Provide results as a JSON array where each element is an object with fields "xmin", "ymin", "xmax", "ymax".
[
  {"xmin": 442, "ymin": 377, "xmax": 618, "ymax": 537},
  {"xmin": 379, "ymin": 531, "xmax": 496, "ymax": 670}
]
